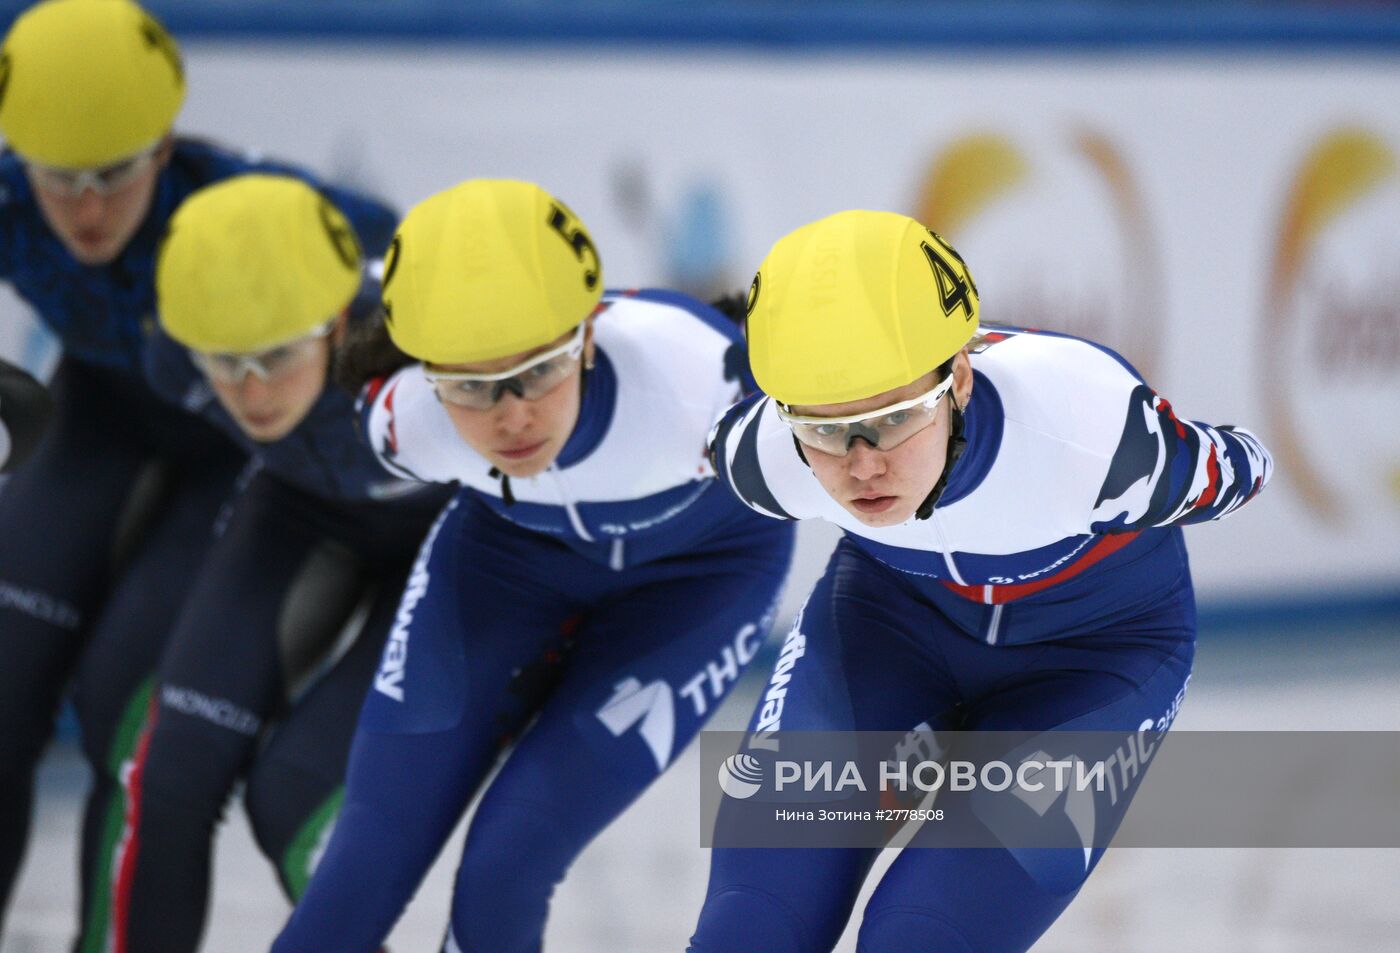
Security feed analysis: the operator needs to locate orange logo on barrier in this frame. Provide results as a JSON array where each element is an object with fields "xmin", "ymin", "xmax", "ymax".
[
  {"xmin": 913, "ymin": 130, "xmax": 1164, "ymax": 383},
  {"xmin": 1260, "ymin": 129, "xmax": 1399, "ymax": 523}
]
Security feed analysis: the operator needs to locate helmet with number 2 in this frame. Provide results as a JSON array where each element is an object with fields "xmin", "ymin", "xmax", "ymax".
[
  {"xmin": 157, "ymin": 174, "xmax": 363, "ymax": 353},
  {"xmin": 745, "ymin": 210, "xmax": 979, "ymax": 407},
  {"xmin": 381, "ymin": 179, "xmax": 603, "ymax": 365}
]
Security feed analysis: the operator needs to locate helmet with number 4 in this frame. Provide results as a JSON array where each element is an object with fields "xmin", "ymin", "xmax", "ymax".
[
  {"xmin": 745, "ymin": 210, "xmax": 979, "ymax": 407},
  {"xmin": 381, "ymin": 179, "xmax": 603, "ymax": 365}
]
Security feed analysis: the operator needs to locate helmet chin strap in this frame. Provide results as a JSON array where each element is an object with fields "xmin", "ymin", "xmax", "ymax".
[
  {"xmin": 487, "ymin": 465, "xmax": 517, "ymax": 506},
  {"xmin": 914, "ymin": 396, "xmax": 965, "ymax": 521}
]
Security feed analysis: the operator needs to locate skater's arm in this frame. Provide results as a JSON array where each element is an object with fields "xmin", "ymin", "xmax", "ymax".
[{"xmin": 1091, "ymin": 381, "xmax": 1273, "ymax": 533}]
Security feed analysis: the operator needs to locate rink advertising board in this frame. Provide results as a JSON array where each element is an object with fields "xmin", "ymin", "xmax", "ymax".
[{"xmin": 2, "ymin": 47, "xmax": 1396, "ymax": 609}]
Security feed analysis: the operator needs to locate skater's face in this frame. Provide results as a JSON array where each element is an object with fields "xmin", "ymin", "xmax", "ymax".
[
  {"xmin": 793, "ymin": 352, "xmax": 973, "ymax": 527},
  {"xmin": 429, "ymin": 321, "xmax": 595, "ymax": 479},
  {"xmin": 25, "ymin": 137, "xmax": 171, "ymax": 266},
  {"xmin": 202, "ymin": 322, "xmax": 338, "ymax": 443}
]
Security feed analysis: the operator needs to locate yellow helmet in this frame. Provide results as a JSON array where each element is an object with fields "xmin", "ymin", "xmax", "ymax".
[
  {"xmin": 382, "ymin": 178, "xmax": 602, "ymax": 365},
  {"xmin": 0, "ymin": 0, "xmax": 184, "ymax": 169},
  {"xmin": 746, "ymin": 210, "xmax": 979, "ymax": 406},
  {"xmin": 156, "ymin": 174, "xmax": 363, "ymax": 353}
]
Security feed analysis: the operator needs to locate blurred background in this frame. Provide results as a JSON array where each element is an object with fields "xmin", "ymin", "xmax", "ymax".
[{"xmin": 1, "ymin": 1, "xmax": 1397, "ymax": 951}]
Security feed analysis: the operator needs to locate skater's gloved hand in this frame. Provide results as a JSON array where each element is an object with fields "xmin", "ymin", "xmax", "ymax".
[{"xmin": 0, "ymin": 359, "xmax": 52, "ymax": 474}]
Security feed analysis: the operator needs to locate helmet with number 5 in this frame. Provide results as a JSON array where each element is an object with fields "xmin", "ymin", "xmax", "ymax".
[
  {"xmin": 745, "ymin": 210, "xmax": 979, "ymax": 406},
  {"xmin": 381, "ymin": 179, "xmax": 603, "ymax": 365}
]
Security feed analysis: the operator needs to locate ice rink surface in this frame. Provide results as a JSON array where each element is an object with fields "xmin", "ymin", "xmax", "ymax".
[{"xmin": 6, "ymin": 621, "xmax": 1398, "ymax": 953}]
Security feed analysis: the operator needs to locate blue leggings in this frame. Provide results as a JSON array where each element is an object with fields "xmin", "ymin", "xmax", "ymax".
[
  {"xmin": 690, "ymin": 538, "xmax": 1195, "ymax": 953},
  {"xmin": 273, "ymin": 492, "xmax": 795, "ymax": 953}
]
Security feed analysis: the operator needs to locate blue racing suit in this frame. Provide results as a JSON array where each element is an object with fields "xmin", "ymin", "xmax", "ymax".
[
  {"xmin": 692, "ymin": 326, "xmax": 1273, "ymax": 953},
  {"xmin": 71, "ymin": 309, "xmax": 454, "ymax": 953},
  {"xmin": 0, "ymin": 137, "xmax": 398, "ymax": 935},
  {"xmin": 271, "ymin": 290, "xmax": 795, "ymax": 953}
]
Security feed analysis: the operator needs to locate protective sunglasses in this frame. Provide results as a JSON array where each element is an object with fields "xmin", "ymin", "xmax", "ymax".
[
  {"xmin": 777, "ymin": 373, "xmax": 955, "ymax": 457},
  {"xmin": 191, "ymin": 322, "xmax": 334, "ymax": 385},
  {"xmin": 424, "ymin": 323, "xmax": 586, "ymax": 410},
  {"xmin": 26, "ymin": 143, "xmax": 161, "ymax": 199}
]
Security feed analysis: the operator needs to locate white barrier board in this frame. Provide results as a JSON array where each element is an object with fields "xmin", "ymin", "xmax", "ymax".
[{"xmin": 4, "ymin": 46, "xmax": 1397, "ymax": 603}]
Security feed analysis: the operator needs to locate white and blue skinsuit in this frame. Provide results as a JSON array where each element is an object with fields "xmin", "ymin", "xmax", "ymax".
[
  {"xmin": 271, "ymin": 290, "xmax": 795, "ymax": 953},
  {"xmin": 692, "ymin": 326, "xmax": 1273, "ymax": 953}
]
